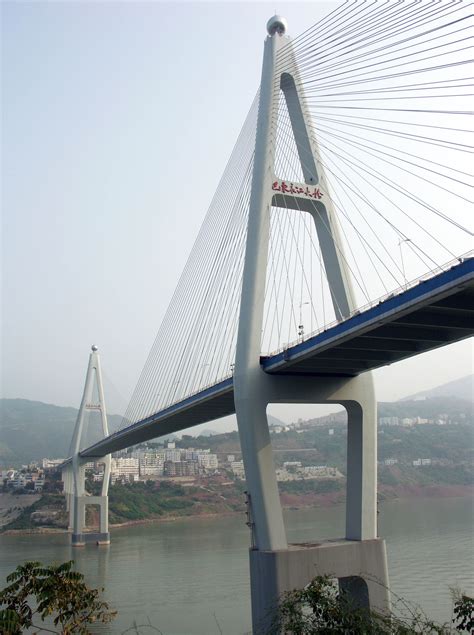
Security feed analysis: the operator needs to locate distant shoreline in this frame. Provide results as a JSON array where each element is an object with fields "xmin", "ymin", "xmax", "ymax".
[{"xmin": 1, "ymin": 485, "xmax": 472, "ymax": 536}]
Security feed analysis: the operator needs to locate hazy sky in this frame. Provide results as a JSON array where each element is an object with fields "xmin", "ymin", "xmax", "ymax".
[{"xmin": 2, "ymin": 1, "xmax": 472, "ymax": 431}]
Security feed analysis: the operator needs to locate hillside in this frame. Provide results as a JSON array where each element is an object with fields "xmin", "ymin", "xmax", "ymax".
[
  {"xmin": 301, "ymin": 377, "xmax": 472, "ymax": 428},
  {"xmin": 3, "ymin": 414, "xmax": 473, "ymax": 532},
  {"xmin": 2, "ymin": 386, "xmax": 472, "ymax": 532},
  {"xmin": 183, "ymin": 413, "xmax": 473, "ymax": 467},
  {"xmin": 0, "ymin": 399, "xmax": 123, "ymax": 467},
  {"xmin": 402, "ymin": 374, "xmax": 473, "ymax": 401}
]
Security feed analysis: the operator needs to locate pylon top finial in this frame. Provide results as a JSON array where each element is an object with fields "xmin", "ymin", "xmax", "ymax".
[
  {"xmin": 266, "ymin": 15, "xmax": 287, "ymax": 36},
  {"xmin": 91, "ymin": 344, "xmax": 98, "ymax": 352}
]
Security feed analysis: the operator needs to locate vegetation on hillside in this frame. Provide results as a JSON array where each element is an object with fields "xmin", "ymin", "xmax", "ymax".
[
  {"xmin": 377, "ymin": 424, "xmax": 473, "ymax": 464},
  {"xmin": 1, "ymin": 478, "xmax": 250, "ymax": 533},
  {"xmin": 176, "ymin": 418, "xmax": 473, "ymax": 474},
  {"xmin": 378, "ymin": 396, "xmax": 472, "ymax": 422},
  {"xmin": 0, "ymin": 399, "xmax": 124, "ymax": 467},
  {"xmin": 109, "ymin": 480, "xmax": 193, "ymax": 521},
  {"xmin": 107, "ymin": 479, "xmax": 246, "ymax": 523},
  {"xmin": 1, "ymin": 493, "xmax": 66, "ymax": 532}
]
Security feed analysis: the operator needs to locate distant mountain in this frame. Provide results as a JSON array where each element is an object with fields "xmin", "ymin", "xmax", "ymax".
[
  {"xmin": 379, "ymin": 396, "xmax": 472, "ymax": 421},
  {"xmin": 0, "ymin": 398, "xmax": 288, "ymax": 467},
  {"xmin": 402, "ymin": 375, "xmax": 473, "ymax": 402},
  {"xmin": 268, "ymin": 414, "xmax": 287, "ymax": 427},
  {"xmin": 0, "ymin": 399, "xmax": 123, "ymax": 467},
  {"xmin": 294, "ymin": 377, "xmax": 473, "ymax": 429}
]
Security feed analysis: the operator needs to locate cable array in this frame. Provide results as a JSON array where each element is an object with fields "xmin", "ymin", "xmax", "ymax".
[
  {"xmin": 119, "ymin": 95, "xmax": 258, "ymax": 428},
  {"xmin": 119, "ymin": 1, "xmax": 473, "ymax": 429}
]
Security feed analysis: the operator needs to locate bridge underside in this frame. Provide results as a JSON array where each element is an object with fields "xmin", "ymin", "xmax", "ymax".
[
  {"xmin": 263, "ymin": 258, "xmax": 474, "ymax": 376},
  {"xmin": 80, "ymin": 258, "xmax": 473, "ymax": 459}
]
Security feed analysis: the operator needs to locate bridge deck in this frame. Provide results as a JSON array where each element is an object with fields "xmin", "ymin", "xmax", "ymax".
[
  {"xmin": 81, "ymin": 258, "xmax": 473, "ymax": 458},
  {"xmin": 263, "ymin": 257, "xmax": 474, "ymax": 376}
]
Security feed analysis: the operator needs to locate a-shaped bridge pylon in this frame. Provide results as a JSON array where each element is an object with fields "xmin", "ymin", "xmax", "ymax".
[
  {"xmin": 234, "ymin": 15, "xmax": 389, "ymax": 630},
  {"xmin": 62, "ymin": 346, "xmax": 111, "ymax": 546}
]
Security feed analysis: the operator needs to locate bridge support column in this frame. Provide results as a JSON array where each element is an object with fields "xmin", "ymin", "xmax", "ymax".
[
  {"xmin": 235, "ymin": 383, "xmax": 287, "ymax": 551},
  {"xmin": 66, "ymin": 494, "xmax": 73, "ymax": 531},
  {"xmin": 72, "ymin": 495, "xmax": 86, "ymax": 546},
  {"xmin": 244, "ymin": 372, "xmax": 389, "ymax": 631},
  {"xmin": 345, "ymin": 374, "xmax": 378, "ymax": 541}
]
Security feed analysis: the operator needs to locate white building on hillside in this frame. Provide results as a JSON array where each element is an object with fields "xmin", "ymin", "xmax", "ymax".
[
  {"xmin": 198, "ymin": 453, "xmax": 218, "ymax": 470},
  {"xmin": 110, "ymin": 457, "xmax": 139, "ymax": 482}
]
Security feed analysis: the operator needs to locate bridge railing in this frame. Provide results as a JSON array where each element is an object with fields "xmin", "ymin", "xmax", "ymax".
[{"xmin": 263, "ymin": 251, "xmax": 473, "ymax": 358}]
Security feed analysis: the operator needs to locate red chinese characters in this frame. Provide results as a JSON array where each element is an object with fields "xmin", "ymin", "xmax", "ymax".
[{"xmin": 272, "ymin": 180, "xmax": 323, "ymax": 200}]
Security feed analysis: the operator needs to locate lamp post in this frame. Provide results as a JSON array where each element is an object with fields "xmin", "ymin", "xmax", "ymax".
[{"xmin": 298, "ymin": 301, "xmax": 309, "ymax": 340}]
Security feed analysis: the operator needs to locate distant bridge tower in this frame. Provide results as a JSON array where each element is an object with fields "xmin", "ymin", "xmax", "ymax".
[
  {"xmin": 62, "ymin": 346, "xmax": 111, "ymax": 546},
  {"xmin": 234, "ymin": 16, "xmax": 390, "ymax": 631}
]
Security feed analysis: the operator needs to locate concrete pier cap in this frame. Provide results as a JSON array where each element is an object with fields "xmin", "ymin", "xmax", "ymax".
[{"xmin": 250, "ymin": 538, "xmax": 391, "ymax": 634}]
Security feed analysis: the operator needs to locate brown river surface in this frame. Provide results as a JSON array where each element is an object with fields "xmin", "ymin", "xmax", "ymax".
[{"xmin": 1, "ymin": 496, "xmax": 473, "ymax": 634}]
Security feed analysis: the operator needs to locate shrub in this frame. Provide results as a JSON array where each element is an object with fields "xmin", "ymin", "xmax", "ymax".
[{"xmin": 270, "ymin": 575, "xmax": 474, "ymax": 634}]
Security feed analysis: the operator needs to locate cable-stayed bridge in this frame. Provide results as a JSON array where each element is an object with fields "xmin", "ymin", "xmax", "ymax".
[{"xmin": 62, "ymin": 3, "xmax": 473, "ymax": 631}]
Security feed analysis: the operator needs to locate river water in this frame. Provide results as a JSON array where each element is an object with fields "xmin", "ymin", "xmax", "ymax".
[{"xmin": 1, "ymin": 496, "xmax": 473, "ymax": 634}]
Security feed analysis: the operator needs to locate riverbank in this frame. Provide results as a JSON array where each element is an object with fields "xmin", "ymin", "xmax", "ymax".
[
  {"xmin": 0, "ymin": 492, "xmax": 40, "ymax": 529},
  {"xmin": 2, "ymin": 483, "xmax": 472, "ymax": 536},
  {"xmin": 379, "ymin": 483, "xmax": 474, "ymax": 501},
  {"xmin": 278, "ymin": 482, "xmax": 473, "ymax": 510}
]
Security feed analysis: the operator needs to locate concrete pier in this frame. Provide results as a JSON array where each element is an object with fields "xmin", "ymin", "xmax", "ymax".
[
  {"xmin": 250, "ymin": 539, "xmax": 390, "ymax": 634},
  {"xmin": 71, "ymin": 494, "xmax": 109, "ymax": 547}
]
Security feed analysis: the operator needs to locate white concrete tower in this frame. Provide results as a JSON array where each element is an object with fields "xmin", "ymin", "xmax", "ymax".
[
  {"xmin": 63, "ymin": 345, "xmax": 111, "ymax": 546},
  {"xmin": 234, "ymin": 16, "xmax": 390, "ymax": 632}
]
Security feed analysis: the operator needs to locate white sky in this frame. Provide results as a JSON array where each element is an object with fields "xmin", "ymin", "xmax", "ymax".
[{"xmin": 2, "ymin": 1, "xmax": 472, "ymax": 432}]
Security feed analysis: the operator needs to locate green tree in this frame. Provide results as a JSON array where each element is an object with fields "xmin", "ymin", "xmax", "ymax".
[
  {"xmin": 453, "ymin": 593, "xmax": 474, "ymax": 633},
  {"xmin": 0, "ymin": 560, "xmax": 116, "ymax": 634}
]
